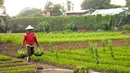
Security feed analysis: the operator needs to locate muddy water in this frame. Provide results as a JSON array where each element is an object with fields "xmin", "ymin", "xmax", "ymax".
[
  {"xmin": 36, "ymin": 68, "xmax": 102, "ymax": 73},
  {"xmin": 36, "ymin": 68, "xmax": 72, "ymax": 73},
  {"xmin": 89, "ymin": 71, "xmax": 101, "ymax": 73}
]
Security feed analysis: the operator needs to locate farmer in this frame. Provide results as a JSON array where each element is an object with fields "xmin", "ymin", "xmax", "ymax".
[{"xmin": 22, "ymin": 25, "xmax": 39, "ymax": 62}]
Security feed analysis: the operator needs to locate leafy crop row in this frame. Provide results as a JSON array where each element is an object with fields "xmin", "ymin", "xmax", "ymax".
[
  {"xmin": 32, "ymin": 46, "xmax": 130, "ymax": 73},
  {"xmin": 0, "ymin": 54, "xmax": 11, "ymax": 61},
  {"xmin": 0, "ymin": 32, "xmax": 130, "ymax": 44},
  {"xmin": 0, "ymin": 54, "xmax": 36, "ymax": 73}
]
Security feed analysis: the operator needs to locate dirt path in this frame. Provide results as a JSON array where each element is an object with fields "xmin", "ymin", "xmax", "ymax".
[{"xmin": 12, "ymin": 57, "xmax": 72, "ymax": 73}]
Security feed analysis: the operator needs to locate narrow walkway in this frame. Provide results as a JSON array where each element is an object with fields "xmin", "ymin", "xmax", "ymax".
[{"xmin": 12, "ymin": 57, "xmax": 73, "ymax": 73}]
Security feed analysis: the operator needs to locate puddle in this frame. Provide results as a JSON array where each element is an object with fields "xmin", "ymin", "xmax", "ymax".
[
  {"xmin": 42, "ymin": 68, "xmax": 72, "ymax": 71},
  {"xmin": 36, "ymin": 68, "xmax": 101, "ymax": 73},
  {"xmin": 89, "ymin": 71, "xmax": 100, "ymax": 73},
  {"xmin": 36, "ymin": 68, "xmax": 72, "ymax": 73}
]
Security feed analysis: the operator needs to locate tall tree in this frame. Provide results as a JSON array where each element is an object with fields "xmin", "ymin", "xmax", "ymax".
[
  {"xmin": 44, "ymin": 1, "xmax": 53, "ymax": 13},
  {"xmin": 16, "ymin": 8, "xmax": 43, "ymax": 17},
  {"xmin": 67, "ymin": 0, "xmax": 74, "ymax": 11},
  {"xmin": 81, "ymin": 0, "xmax": 111, "ymax": 10},
  {"xmin": 0, "ymin": 0, "xmax": 4, "ymax": 7},
  {"xmin": 0, "ymin": 0, "xmax": 5, "ymax": 13},
  {"xmin": 109, "ymin": 4, "xmax": 122, "ymax": 8},
  {"xmin": 0, "ymin": 0, "xmax": 8, "ymax": 33},
  {"xmin": 126, "ymin": 0, "xmax": 130, "ymax": 7},
  {"xmin": 44, "ymin": 1, "xmax": 65, "ymax": 16}
]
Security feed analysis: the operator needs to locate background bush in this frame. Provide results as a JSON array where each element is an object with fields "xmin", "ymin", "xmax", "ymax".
[
  {"xmin": 8, "ymin": 15, "xmax": 129, "ymax": 32},
  {"xmin": 36, "ymin": 21, "xmax": 49, "ymax": 32},
  {"xmin": 123, "ymin": 25, "xmax": 130, "ymax": 31}
]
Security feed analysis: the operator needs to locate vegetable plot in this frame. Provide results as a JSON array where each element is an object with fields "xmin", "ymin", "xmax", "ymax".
[
  {"xmin": 0, "ymin": 54, "xmax": 35, "ymax": 73},
  {"xmin": 32, "ymin": 46, "xmax": 130, "ymax": 73},
  {"xmin": 0, "ymin": 32, "xmax": 130, "ymax": 44}
]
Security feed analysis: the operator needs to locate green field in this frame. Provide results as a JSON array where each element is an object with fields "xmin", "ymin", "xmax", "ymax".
[
  {"xmin": 1, "ymin": 32, "xmax": 130, "ymax": 73},
  {"xmin": 32, "ymin": 46, "xmax": 130, "ymax": 73},
  {"xmin": 0, "ymin": 32, "xmax": 130, "ymax": 44},
  {"xmin": 0, "ymin": 54, "xmax": 35, "ymax": 73}
]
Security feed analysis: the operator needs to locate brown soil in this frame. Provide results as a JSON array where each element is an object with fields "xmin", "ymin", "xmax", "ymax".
[
  {"xmin": 40, "ymin": 39, "xmax": 130, "ymax": 50},
  {"xmin": 0, "ymin": 39, "xmax": 129, "ymax": 56},
  {"xmin": 0, "ymin": 39, "xmax": 130, "ymax": 73}
]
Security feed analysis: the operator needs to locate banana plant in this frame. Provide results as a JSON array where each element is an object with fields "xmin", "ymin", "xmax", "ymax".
[
  {"xmin": 50, "ymin": 42, "xmax": 54, "ymax": 53},
  {"xmin": 108, "ymin": 40, "xmax": 115, "ymax": 60}
]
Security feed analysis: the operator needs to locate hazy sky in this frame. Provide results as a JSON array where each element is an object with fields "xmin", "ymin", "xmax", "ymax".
[{"xmin": 4, "ymin": 0, "xmax": 126, "ymax": 16}]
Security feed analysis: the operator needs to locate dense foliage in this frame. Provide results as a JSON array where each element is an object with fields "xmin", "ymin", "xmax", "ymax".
[
  {"xmin": 44, "ymin": 1, "xmax": 65, "ymax": 16},
  {"xmin": 0, "ymin": 0, "xmax": 4, "ymax": 6},
  {"xmin": 8, "ymin": 14, "xmax": 127, "ymax": 32},
  {"xmin": 126, "ymin": 0, "xmax": 130, "ymax": 7},
  {"xmin": 81, "ymin": 0, "xmax": 111, "ymax": 9}
]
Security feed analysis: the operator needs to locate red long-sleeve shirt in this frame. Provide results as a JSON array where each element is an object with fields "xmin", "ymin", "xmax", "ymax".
[{"xmin": 22, "ymin": 32, "xmax": 39, "ymax": 47}]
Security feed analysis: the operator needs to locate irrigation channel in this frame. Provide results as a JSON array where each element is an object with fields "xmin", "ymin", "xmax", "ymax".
[{"xmin": 36, "ymin": 68, "xmax": 101, "ymax": 73}]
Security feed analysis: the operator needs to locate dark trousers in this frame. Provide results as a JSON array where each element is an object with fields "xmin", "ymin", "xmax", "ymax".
[{"xmin": 27, "ymin": 46, "xmax": 34, "ymax": 61}]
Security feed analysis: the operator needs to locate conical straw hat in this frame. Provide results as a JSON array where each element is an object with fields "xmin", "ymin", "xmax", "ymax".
[{"xmin": 25, "ymin": 25, "xmax": 34, "ymax": 30}]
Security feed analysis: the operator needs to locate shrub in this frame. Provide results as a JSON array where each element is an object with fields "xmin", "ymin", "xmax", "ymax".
[
  {"xmin": 8, "ymin": 15, "xmax": 119, "ymax": 32},
  {"xmin": 36, "ymin": 21, "xmax": 49, "ymax": 32},
  {"xmin": 123, "ymin": 25, "xmax": 130, "ymax": 31},
  {"xmin": 65, "ymin": 23, "xmax": 76, "ymax": 31}
]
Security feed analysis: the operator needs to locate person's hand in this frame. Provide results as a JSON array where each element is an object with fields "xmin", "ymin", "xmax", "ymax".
[
  {"xmin": 37, "ymin": 44, "xmax": 40, "ymax": 48},
  {"xmin": 21, "ymin": 45, "xmax": 24, "ymax": 49}
]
